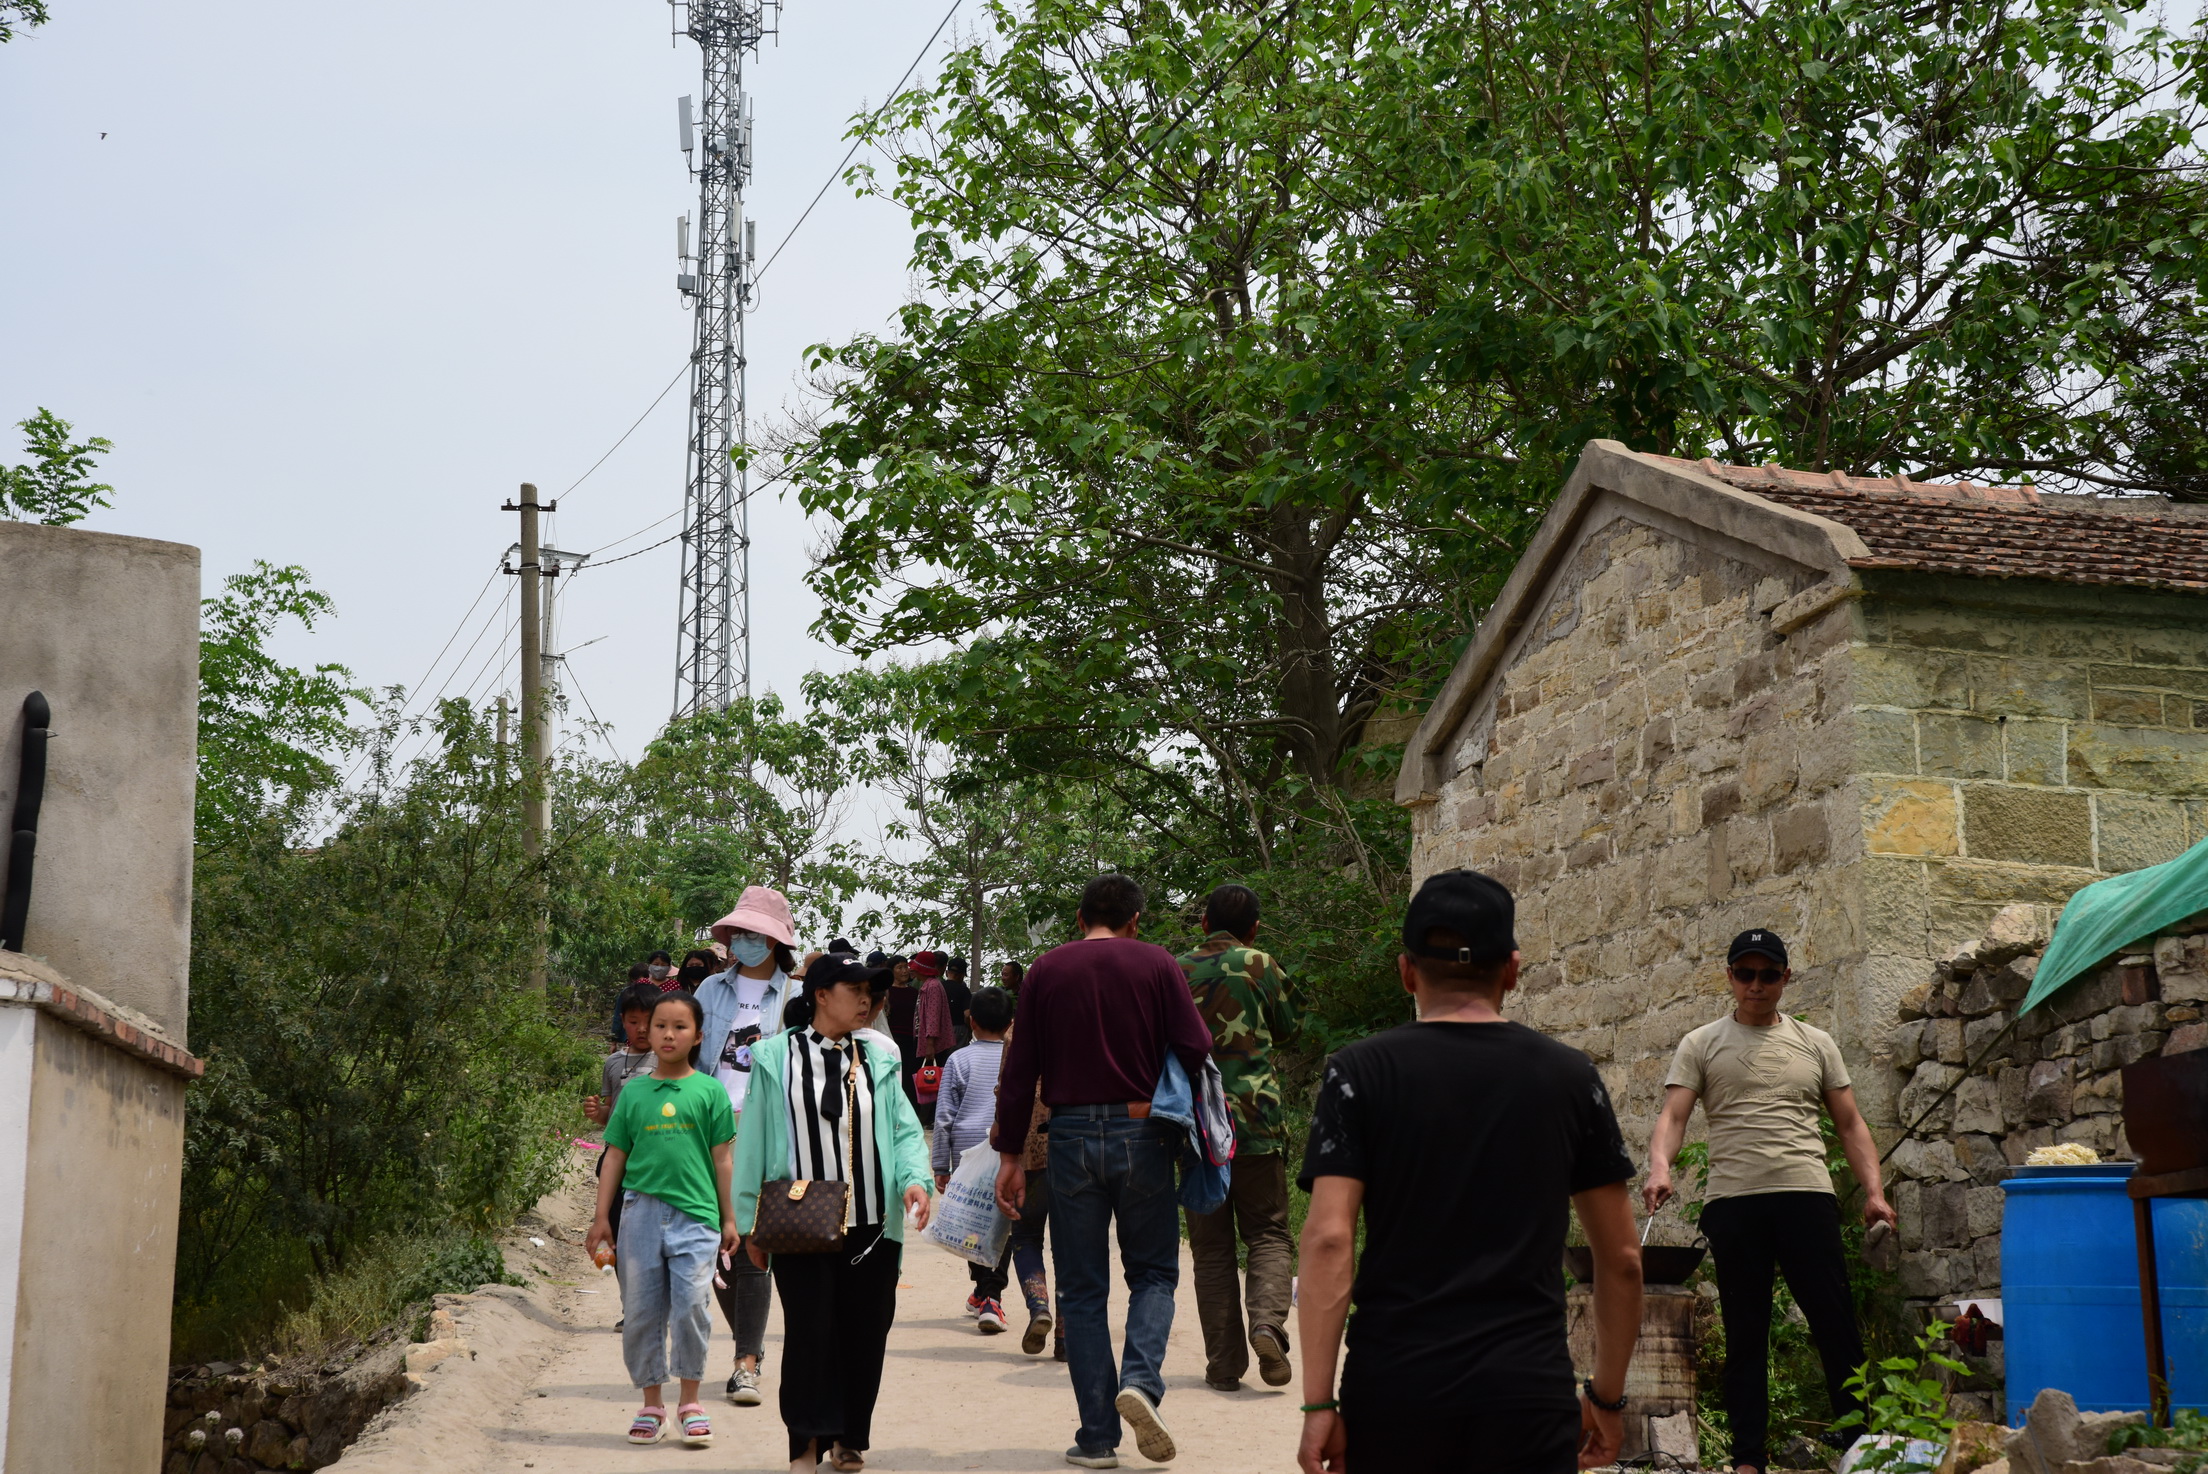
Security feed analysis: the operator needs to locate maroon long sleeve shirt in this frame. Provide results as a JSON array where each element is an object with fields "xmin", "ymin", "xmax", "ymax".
[{"xmin": 992, "ymin": 936, "xmax": 1216, "ymax": 1151}]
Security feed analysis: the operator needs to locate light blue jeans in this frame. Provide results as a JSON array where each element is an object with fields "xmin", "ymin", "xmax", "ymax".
[
  {"xmin": 619, "ymin": 1191, "xmax": 719, "ymax": 1388},
  {"xmin": 1049, "ymin": 1113, "xmax": 1182, "ymax": 1456}
]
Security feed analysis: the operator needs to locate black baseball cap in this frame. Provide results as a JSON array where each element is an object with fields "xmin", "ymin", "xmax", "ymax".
[
  {"xmin": 1727, "ymin": 929, "xmax": 1789, "ymax": 968},
  {"xmin": 804, "ymin": 955, "xmax": 873, "ymax": 991},
  {"xmin": 827, "ymin": 938, "xmax": 857, "ymax": 956},
  {"xmin": 1402, "ymin": 869, "xmax": 1517, "ymax": 964}
]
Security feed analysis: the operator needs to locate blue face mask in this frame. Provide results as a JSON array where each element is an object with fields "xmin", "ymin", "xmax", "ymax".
[{"xmin": 730, "ymin": 935, "xmax": 773, "ymax": 968}]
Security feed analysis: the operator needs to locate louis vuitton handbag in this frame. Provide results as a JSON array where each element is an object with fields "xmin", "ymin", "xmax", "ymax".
[{"xmin": 751, "ymin": 1177, "xmax": 851, "ymax": 1255}]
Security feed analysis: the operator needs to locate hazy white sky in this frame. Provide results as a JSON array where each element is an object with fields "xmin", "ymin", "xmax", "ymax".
[{"xmin": 0, "ymin": 0, "xmax": 963, "ymax": 767}]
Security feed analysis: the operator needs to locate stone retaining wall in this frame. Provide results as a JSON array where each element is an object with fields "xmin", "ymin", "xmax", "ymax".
[
  {"xmin": 1881, "ymin": 903, "xmax": 2208, "ymax": 1310},
  {"xmin": 161, "ymin": 1332, "xmax": 413, "ymax": 1474}
]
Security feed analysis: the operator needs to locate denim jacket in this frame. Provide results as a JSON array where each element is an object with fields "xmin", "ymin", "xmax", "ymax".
[{"xmin": 696, "ymin": 968, "xmax": 788, "ymax": 1106}]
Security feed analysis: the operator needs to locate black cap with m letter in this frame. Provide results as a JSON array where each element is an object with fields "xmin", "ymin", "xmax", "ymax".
[
  {"xmin": 1727, "ymin": 929, "xmax": 1789, "ymax": 968},
  {"xmin": 1402, "ymin": 869, "xmax": 1517, "ymax": 963}
]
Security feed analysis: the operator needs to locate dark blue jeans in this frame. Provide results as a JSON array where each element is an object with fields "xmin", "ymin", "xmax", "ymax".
[{"xmin": 1048, "ymin": 1113, "xmax": 1181, "ymax": 1455}]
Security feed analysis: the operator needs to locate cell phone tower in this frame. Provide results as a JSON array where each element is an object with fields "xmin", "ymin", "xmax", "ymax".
[{"xmin": 670, "ymin": 0, "xmax": 777, "ymax": 719}]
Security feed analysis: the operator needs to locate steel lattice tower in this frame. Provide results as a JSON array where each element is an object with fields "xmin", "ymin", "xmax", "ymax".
[{"xmin": 672, "ymin": 0, "xmax": 775, "ymax": 718}]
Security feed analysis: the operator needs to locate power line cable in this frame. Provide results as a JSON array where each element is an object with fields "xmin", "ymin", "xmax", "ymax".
[
  {"xmin": 576, "ymin": 526, "xmax": 687, "ymax": 571},
  {"xmin": 379, "ymin": 593, "xmax": 517, "ymax": 779},
  {"xmin": 555, "ymin": 359, "xmax": 693, "ymax": 501},
  {"xmin": 584, "ymin": 508, "xmax": 682, "ymax": 559},
  {"xmin": 753, "ymin": 0, "xmax": 966, "ymax": 287},
  {"xmin": 336, "ymin": 561, "xmax": 504, "ymax": 789},
  {"xmin": 562, "ymin": 658, "xmax": 625, "ymax": 761},
  {"xmin": 756, "ymin": 1, "xmax": 1296, "ymax": 495}
]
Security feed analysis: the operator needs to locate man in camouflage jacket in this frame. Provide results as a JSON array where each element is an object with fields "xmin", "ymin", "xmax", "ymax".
[{"xmin": 1177, "ymin": 883, "xmax": 1303, "ymax": 1391}]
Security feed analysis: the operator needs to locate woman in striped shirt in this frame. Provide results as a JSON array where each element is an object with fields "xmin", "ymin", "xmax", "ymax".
[{"xmin": 731, "ymin": 956, "xmax": 932, "ymax": 1474}]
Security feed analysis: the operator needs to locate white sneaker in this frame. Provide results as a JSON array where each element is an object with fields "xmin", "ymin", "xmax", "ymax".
[
  {"xmin": 1113, "ymin": 1387, "xmax": 1176, "ymax": 1463},
  {"xmin": 727, "ymin": 1367, "xmax": 762, "ymax": 1406}
]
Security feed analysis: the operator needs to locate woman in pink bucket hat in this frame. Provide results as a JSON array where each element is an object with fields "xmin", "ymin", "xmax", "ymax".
[{"xmin": 698, "ymin": 885, "xmax": 798, "ymax": 1410}]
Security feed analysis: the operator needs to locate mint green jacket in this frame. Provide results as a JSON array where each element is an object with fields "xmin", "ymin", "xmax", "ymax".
[{"xmin": 730, "ymin": 1031, "xmax": 933, "ymax": 1251}]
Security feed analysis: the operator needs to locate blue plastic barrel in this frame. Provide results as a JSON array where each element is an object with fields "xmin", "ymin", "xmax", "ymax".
[{"xmin": 2002, "ymin": 1164, "xmax": 2208, "ymax": 1423}]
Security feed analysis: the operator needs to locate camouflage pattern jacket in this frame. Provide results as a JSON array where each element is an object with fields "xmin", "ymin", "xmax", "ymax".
[{"xmin": 1177, "ymin": 931, "xmax": 1302, "ymax": 1157}]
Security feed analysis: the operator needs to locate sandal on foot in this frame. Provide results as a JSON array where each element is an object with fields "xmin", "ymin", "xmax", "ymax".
[
  {"xmin": 627, "ymin": 1407, "xmax": 668, "ymax": 1445},
  {"xmin": 830, "ymin": 1445, "xmax": 864, "ymax": 1472},
  {"xmin": 678, "ymin": 1402, "xmax": 712, "ymax": 1447}
]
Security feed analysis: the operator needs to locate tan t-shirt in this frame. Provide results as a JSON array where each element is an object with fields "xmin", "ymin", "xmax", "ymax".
[{"xmin": 1664, "ymin": 1013, "xmax": 1850, "ymax": 1201}]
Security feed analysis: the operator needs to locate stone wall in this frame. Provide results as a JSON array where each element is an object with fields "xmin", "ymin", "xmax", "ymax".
[
  {"xmin": 162, "ymin": 1334, "xmax": 413, "ymax": 1474},
  {"xmin": 1880, "ymin": 903, "xmax": 2208, "ymax": 1313},
  {"xmin": 1412, "ymin": 510, "xmax": 1860, "ymax": 1140},
  {"xmin": 1856, "ymin": 573, "xmax": 2208, "ymax": 1092}
]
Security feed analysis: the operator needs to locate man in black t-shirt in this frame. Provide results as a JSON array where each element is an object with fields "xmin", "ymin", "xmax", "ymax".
[{"xmin": 1296, "ymin": 869, "xmax": 1645, "ymax": 1474}]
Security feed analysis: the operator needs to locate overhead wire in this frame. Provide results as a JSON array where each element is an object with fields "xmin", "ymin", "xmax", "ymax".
[
  {"xmin": 377, "ymin": 585, "xmax": 517, "ymax": 780},
  {"xmin": 750, "ymin": 1, "xmax": 1298, "ymax": 499},
  {"xmin": 752, "ymin": 0, "xmax": 966, "ymax": 287},
  {"xmin": 350, "ymin": 2, "xmax": 1283, "ymax": 792},
  {"xmin": 335, "ymin": 561, "xmax": 505, "ymax": 790},
  {"xmin": 555, "ymin": 359, "xmax": 693, "ymax": 503}
]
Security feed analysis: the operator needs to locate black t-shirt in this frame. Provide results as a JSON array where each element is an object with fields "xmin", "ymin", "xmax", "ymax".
[{"xmin": 1298, "ymin": 1019, "xmax": 1633, "ymax": 1412}]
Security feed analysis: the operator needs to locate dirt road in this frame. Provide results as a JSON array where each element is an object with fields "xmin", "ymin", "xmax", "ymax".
[{"xmin": 338, "ymin": 1149, "xmax": 1308, "ymax": 1474}]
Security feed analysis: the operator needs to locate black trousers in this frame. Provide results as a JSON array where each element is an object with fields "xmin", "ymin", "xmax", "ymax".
[
  {"xmin": 769, "ymin": 1225, "xmax": 901, "ymax": 1459},
  {"xmin": 1701, "ymin": 1191, "xmax": 1867, "ymax": 1470},
  {"xmin": 967, "ymin": 1240, "xmax": 1011, "ymax": 1300},
  {"xmin": 1342, "ymin": 1401, "xmax": 1579, "ymax": 1472}
]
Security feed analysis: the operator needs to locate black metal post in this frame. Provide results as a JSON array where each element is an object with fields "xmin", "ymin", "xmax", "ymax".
[{"xmin": 2, "ymin": 691, "xmax": 51, "ymax": 953}]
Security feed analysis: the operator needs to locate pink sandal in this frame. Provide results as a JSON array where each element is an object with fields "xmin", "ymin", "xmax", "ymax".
[
  {"xmin": 627, "ymin": 1407, "xmax": 667, "ymax": 1445},
  {"xmin": 678, "ymin": 1403, "xmax": 713, "ymax": 1447}
]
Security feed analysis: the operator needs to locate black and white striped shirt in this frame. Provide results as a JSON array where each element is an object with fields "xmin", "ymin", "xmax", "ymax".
[{"xmin": 784, "ymin": 1029, "xmax": 885, "ymax": 1227}]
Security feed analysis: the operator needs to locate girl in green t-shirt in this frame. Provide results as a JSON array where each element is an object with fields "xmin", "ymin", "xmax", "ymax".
[{"xmin": 587, "ymin": 991, "xmax": 739, "ymax": 1449}]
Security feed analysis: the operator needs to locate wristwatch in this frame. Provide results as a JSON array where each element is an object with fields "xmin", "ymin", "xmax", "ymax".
[{"xmin": 1583, "ymin": 1378, "xmax": 1627, "ymax": 1412}]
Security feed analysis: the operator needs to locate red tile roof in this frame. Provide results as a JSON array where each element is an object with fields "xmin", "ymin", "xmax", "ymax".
[{"xmin": 1653, "ymin": 456, "xmax": 2208, "ymax": 593}]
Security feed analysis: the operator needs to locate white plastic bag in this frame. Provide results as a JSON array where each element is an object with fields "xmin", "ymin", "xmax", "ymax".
[{"xmin": 925, "ymin": 1141, "xmax": 1013, "ymax": 1267}]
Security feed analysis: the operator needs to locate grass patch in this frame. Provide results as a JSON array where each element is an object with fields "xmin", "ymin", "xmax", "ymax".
[{"xmin": 257, "ymin": 1230, "xmax": 521, "ymax": 1365}]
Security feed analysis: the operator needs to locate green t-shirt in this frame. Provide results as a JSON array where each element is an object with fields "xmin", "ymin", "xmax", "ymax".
[{"xmin": 604, "ymin": 1068, "xmax": 736, "ymax": 1230}]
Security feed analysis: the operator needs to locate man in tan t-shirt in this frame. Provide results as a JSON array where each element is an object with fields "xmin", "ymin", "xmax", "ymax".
[{"xmin": 1645, "ymin": 929, "xmax": 1896, "ymax": 1474}]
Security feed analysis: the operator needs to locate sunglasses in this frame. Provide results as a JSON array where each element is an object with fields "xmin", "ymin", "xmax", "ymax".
[{"xmin": 1731, "ymin": 965, "xmax": 1785, "ymax": 984}]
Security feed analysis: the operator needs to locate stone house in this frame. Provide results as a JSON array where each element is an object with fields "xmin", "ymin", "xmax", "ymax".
[{"xmin": 1393, "ymin": 441, "xmax": 2208, "ymax": 1158}]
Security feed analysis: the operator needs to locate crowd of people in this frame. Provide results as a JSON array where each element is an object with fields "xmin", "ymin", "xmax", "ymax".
[{"xmin": 578, "ymin": 871, "xmax": 1897, "ymax": 1474}]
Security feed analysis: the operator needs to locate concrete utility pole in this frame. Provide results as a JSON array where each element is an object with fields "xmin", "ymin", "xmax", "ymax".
[{"xmin": 504, "ymin": 483, "xmax": 551, "ymax": 991}]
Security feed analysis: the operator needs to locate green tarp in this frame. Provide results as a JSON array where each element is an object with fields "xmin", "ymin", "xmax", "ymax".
[{"xmin": 2021, "ymin": 834, "xmax": 2208, "ymax": 1015}]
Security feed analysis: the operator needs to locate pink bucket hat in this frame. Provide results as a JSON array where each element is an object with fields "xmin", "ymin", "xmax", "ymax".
[{"xmin": 709, "ymin": 885, "xmax": 796, "ymax": 948}]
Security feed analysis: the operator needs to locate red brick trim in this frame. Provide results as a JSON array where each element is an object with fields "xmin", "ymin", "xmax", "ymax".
[{"xmin": 0, "ymin": 969, "xmax": 204, "ymax": 1079}]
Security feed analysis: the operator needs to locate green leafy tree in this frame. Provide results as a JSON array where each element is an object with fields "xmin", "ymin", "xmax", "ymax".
[
  {"xmin": 628, "ymin": 694, "xmax": 866, "ymax": 938},
  {"xmin": 180, "ymin": 702, "xmax": 595, "ymax": 1352},
  {"xmin": 784, "ymin": 0, "xmax": 2208, "ymax": 899},
  {"xmin": 0, "ymin": 2, "xmax": 49, "ymax": 43},
  {"xmin": 196, "ymin": 562, "xmax": 364, "ymax": 845},
  {"xmin": 0, "ymin": 408, "xmax": 113, "ymax": 525}
]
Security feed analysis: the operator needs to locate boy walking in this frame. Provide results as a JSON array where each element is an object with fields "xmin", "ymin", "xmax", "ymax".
[
  {"xmin": 1178, "ymin": 883, "xmax": 1302, "ymax": 1390},
  {"xmin": 933, "ymin": 986, "xmax": 1017, "ymax": 1331}
]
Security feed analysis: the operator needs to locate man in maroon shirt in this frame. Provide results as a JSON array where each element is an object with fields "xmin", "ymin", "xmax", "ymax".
[{"xmin": 995, "ymin": 875, "xmax": 1214, "ymax": 1469}]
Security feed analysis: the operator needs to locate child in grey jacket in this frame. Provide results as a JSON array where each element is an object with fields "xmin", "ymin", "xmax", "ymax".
[{"xmin": 929, "ymin": 986, "xmax": 1015, "ymax": 1331}]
